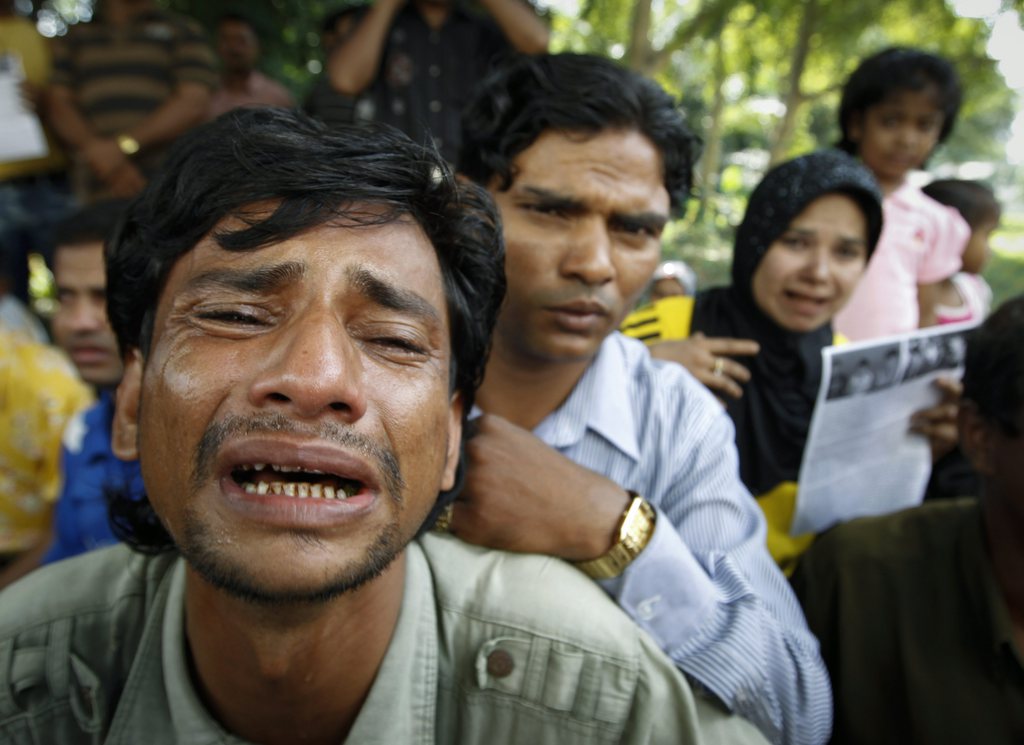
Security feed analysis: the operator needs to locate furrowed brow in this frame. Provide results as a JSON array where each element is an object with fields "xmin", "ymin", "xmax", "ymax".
[
  {"xmin": 185, "ymin": 262, "xmax": 306, "ymax": 295},
  {"xmin": 610, "ymin": 211, "xmax": 668, "ymax": 234},
  {"xmin": 346, "ymin": 266, "xmax": 442, "ymax": 325},
  {"xmin": 519, "ymin": 186, "xmax": 587, "ymax": 214}
]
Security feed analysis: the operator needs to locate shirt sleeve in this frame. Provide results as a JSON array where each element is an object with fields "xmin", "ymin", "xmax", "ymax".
[
  {"xmin": 601, "ymin": 375, "xmax": 832, "ymax": 745},
  {"xmin": 917, "ymin": 200, "xmax": 970, "ymax": 285}
]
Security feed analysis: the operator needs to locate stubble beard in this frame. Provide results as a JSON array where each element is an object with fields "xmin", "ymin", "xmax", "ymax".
[{"xmin": 177, "ymin": 412, "xmax": 410, "ymax": 607}]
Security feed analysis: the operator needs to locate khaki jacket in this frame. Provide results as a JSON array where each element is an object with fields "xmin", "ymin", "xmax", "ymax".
[{"xmin": 0, "ymin": 535, "xmax": 768, "ymax": 744}]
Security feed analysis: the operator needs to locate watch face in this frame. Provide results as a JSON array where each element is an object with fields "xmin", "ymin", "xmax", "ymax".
[
  {"xmin": 118, "ymin": 136, "xmax": 140, "ymax": 155},
  {"xmin": 575, "ymin": 496, "xmax": 655, "ymax": 579}
]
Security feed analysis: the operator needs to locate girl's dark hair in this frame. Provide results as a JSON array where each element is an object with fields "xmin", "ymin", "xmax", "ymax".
[
  {"xmin": 458, "ymin": 53, "xmax": 701, "ymax": 215},
  {"xmin": 106, "ymin": 107, "xmax": 506, "ymax": 552},
  {"xmin": 921, "ymin": 179, "xmax": 1001, "ymax": 229},
  {"xmin": 838, "ymin": 47, "xmax": 962, "ymax": 155}
]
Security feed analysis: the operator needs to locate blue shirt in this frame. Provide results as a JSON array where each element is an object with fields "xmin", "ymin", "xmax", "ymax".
[
  {"xmin": 531, "ymin": 333, "xmax": 831, "ymax": 745},
  {"xmin": 43, "ymin": 392, "xmax": 142, "ymax": 564}
]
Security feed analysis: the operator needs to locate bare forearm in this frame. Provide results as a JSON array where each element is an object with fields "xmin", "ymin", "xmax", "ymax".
[
  {"xmin": 479, "ymin": 0, "xmax": 549, "ymax": 53},
  {"xmin": 45, "ymin": 86, "xmax": 100, "ymax": 151},
  {"xmin": 917, "ymin": 282, "xmax": 940, "ymax": 328},
  {"xmin": 128, "ymin": 82, "xmax": 211, "ymax": 150},
  {"xmin": 328, "ymin": 0, "xmax": 404, "ymax": 94}
]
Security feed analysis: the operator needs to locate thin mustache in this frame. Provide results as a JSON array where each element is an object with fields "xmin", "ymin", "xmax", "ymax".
[
  {"xmin": 191, "ymin": 412, "xmax": 405, "ymax": 501},
  {"xmin": 541, "ymin": 288, "xmax": 615, "ymax": 308}
]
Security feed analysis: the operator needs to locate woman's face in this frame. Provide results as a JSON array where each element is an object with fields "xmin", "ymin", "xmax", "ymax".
[{"xmin": 751, "ymin": 193, "xmax": 869, "ymax": 333}]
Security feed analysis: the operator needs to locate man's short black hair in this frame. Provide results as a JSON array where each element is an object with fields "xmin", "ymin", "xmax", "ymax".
[
  {"xmin": 458, "ymin": 53, "xmax": 701, "ymax": 215},
  {"xmin": 838, "ymin": 47, "xmax": 962, "ymax": 155},
  {"xmin": 216, "ymin": 12, "xmax": 258, "ymax": 35},
  {"xmin": 963, "ymin": 294, "xmax": 1024, "ymax": 437},
  {"xmin": 52, "ymin": 199, "xmax": 130, "ymax": 251},
  {"xmin": 922, "ymin": 179, "xmax": 1001, "ymax": 230},
  {"xmin": 106, "ymin": 108, "xmax": 506, "ymax": 552}
]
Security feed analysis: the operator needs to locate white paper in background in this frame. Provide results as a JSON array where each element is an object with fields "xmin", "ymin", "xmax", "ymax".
[
  {"xmin": 791, "ymin": 320, "xmax": 979, "ymax": 536},
  {"xmin": 0, "ymin": 53, "xmax": 48, "ymax": 164}
]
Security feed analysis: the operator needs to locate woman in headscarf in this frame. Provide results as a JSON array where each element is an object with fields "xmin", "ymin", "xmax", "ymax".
[
  {"xmin": 623, "ymin": 149, "xmax": 884, "ymax": 571},
  {"xmin": 690, "ymin": 150, "xmax": 883, "ymax": 569}
]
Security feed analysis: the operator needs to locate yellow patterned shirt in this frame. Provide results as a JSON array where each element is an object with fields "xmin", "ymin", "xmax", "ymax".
[{"xmin": 0, "ymin": 331, "xmax": 92, "ymax": 555}]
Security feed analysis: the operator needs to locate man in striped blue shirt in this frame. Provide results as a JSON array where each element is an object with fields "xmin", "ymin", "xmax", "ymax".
[{"xmin": 452, "ymin": 54, "xmax": 831, "ymax": 745}]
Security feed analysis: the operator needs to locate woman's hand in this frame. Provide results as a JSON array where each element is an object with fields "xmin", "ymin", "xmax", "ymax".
[
  {"xmin": 650, "ymin": 332, "xmax": 760, "ymax": 401},
  {"xmin": 910, "ymin": 376, "xmax": 962, "ymax": 462}
]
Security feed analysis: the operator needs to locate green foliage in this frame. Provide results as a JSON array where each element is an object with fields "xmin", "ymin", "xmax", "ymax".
[
  {"xmin": 986, "ymin": 213, "xmax": 1024, "ymax": 309},
  {"xmin": 984, "ymin": 248, "xmax": 1024, "ymax": 310}
]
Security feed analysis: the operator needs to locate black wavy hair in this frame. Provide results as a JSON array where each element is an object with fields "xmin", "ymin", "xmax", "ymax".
[
  {"xmin": 963, "ymin": 294, "xmax": 1024, "ymax": 438},
  {"xmin": 838, "ymin": 47, "xmax": 962, "ymax": 155},
  {"xmin": 216, "ymin": 12, "xmax": 258, "ymax": 34},
  {"xmin": 105, "ymin": 107, "xmax": 506, "ymax": 552},
  {"xmin": 458, "ymin": 53, "xmax": 701, "ymax": 215},
  {"xmin": 922, "ymin": 179, "xmax": 1001, "ymax": 229}
]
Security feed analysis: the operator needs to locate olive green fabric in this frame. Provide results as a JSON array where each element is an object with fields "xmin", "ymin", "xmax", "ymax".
[
  {"xmin": 0, "ymin": 534, "xmax": 767, "ymax": 744},
  {"xmin": 792, "ymin": 499, "xmax": 1024, "ymax": 745}
]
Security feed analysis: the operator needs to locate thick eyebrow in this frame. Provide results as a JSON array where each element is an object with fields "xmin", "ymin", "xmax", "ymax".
[
  {"xmin": 345, "ymin": 265, "xmax": 442, "ymax": 326},
  {"xmin": 784, "ymin": 227, "xmax": 868, "ymax": 247},
  {"xmin": 519, "ymin": 186, "xmax": 587, "ymax": 215},
  {"xmin": 184, "ymin": 262, "xmax": 306, "ymax": 295},
  {"xmin": 519, "ymin": 185, "xmax": 668, "ymax": 233}
]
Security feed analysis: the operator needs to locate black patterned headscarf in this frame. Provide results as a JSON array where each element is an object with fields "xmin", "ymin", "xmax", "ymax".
[{"xmin": 692, "ymin": 149, "xmax": 882, "ymax": 496}]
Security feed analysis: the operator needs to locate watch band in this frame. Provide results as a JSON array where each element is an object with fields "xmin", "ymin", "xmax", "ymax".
[
  {"xmin": 116, "ymin": 134, "xmax": 140, "ymax": 156},
  {"xmin": 573, "ymin": 492, "xmax": 656, "ymax": 579}
]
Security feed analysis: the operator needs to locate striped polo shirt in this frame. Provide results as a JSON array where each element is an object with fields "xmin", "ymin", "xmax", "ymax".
[{"xmin": 50, "ymin": 9, "xmax": 216, "ymax": 173}]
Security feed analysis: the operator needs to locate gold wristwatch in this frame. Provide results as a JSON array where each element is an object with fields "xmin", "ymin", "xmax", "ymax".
[
  {"xmin": 116, "ymin": 134, "xmax": 140, "ymax": 156},
  {"xmin": 573, "ymin": 492, "xmax": 656, "ymax": 579}
]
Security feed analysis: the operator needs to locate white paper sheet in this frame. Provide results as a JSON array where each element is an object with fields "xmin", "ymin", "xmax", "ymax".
[
  {"xmin": 792, "ymin": 320, "xmax": 979, "ymax": 535},
  {"xmin": 0, "ymin": 53, "xmax": 48, "ymax": 164}
]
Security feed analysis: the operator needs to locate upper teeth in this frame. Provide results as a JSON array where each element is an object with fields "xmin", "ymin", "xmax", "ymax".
[{"xmin": 246, "ymin": 463, "xmax": 327, "ymax": 475}]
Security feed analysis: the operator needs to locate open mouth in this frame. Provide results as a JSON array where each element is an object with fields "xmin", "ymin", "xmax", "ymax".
[
  {"xmin": 231, "ymin": 463, "xmax": 363, "ymax": 500},
  {"xmin": 785, "ymin": 291, "xmax": 829, "ymax": 307}
]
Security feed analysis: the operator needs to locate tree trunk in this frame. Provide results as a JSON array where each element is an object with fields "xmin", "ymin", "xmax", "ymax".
[
  {"xmin": 695, "ymin": 40, "xmax": 727, "ymax": 224},
  {"xmin": 626, "ymin": 0, "xmax": 654, "ymax": 72},
  {"xmin": 768, "ymin": 0, "xmax": 818, "ymax": 164}
]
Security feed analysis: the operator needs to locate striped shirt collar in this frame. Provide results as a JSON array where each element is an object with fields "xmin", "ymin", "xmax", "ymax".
[{"xmin": 533, "ymin": 334, "xmax": 641, "ymax": 462}]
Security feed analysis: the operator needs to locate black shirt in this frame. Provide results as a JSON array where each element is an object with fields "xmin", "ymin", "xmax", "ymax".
[{"xmin": 365, "ymin": 3, "xmax": 511, "ymax": 162}]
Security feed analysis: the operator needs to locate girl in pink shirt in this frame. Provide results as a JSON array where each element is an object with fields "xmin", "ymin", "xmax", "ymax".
[{"xmin": 832, "ymin": 48, "xmax": 971, "ymax": 341}]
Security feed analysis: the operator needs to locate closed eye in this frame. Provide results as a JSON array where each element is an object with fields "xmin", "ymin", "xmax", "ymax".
[
  {"xmin": 373, "ymin": 336, "xmax": 428, "ymax": 355},
  {"xmin": 194, "ymin": 308, "xmax": 268, "ymax": 327}
]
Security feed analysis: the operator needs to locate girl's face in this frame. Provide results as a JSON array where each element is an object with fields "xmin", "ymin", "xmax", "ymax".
[
  {"xmin": 962, "ymin": 215, "xmax": 999, "ymax": 275},
  {"xmin": 848, "ymin": 88, "xmax": 945, "ymax": 191},
  {"xmin": 751, "ymin": 194, "xmax": 870, "ymax": 333}
]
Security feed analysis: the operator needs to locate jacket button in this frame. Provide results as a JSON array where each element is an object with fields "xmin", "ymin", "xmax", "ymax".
[{"xmin": 486, "ymin": 649, "xmax": 515, "ymax": 678}]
